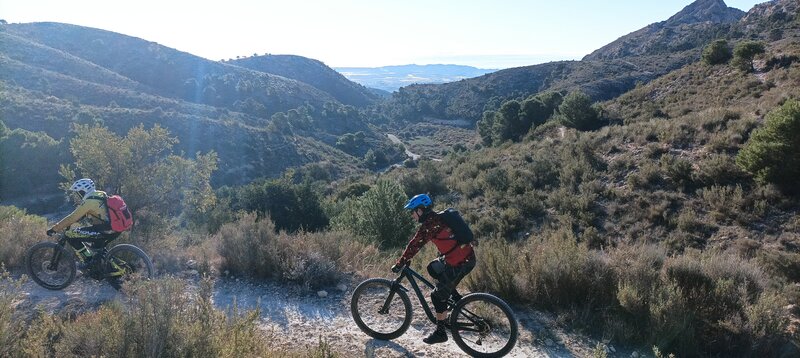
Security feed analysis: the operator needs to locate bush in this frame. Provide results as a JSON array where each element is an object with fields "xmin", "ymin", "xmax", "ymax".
[
  {"xmin": 0, "ymin": 206, "xmax": 46, "ymax": 270},
  {"xmin": 399, "ymin": 160, "xmax": 447, "ymax": 197},
  {"xmin": 654, "ymin": 251, "xmax": 771, "ymax": 356},
  {"xmin": 5, "ymin": 278, "xmax": 325, "ymax": 357},
  {"xmin": 702, "ymin": 39, "xmax": 732, "ymax": 65},
  {"xmin": 737, "ymin": 99, "xmax": 800, "ymax": 193},
  {"xmin": 214, "ymin": 214, "xmax": 380, "ymax": 288}
]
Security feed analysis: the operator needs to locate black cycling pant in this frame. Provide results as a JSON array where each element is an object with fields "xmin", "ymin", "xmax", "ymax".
[
  {"xmin": 427, "ymin": 256, "xmax": 476, "ymax": 313},
  {"xmin": 64, "ymin": 224, "xmax": 118, "ymax": 252}
]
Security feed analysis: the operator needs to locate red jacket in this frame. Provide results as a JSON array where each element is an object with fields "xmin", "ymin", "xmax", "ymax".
[{"xmin": 397, "ymin": 214, "xmax": 474, "ymax": 267}]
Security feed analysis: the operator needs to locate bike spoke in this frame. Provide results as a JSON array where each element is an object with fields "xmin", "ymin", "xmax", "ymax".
[
  {"xmin": 451, "ymin": 296, "xmax": 517, "ymax": 356},
  {"xmin": 354, "ymin": 282, "xmax": 408, "ymax": 335},
  {"xmin": 28, "ymin": 244, "xmax": 74, "ymax": 289}
]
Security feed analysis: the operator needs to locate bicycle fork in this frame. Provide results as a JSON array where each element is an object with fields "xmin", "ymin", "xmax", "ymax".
[{"xmin": 379, "ymin": 276, "xmax": 408, "ymax": 314}]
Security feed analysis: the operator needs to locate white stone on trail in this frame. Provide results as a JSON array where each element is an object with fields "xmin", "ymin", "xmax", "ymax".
[
  {"xmin": 317, "ymin": 290, "xmax": 328, "ymax": 298},
  {"xmin": 336, "ymin": 283, "xmax": 347, "ymax": 292}
]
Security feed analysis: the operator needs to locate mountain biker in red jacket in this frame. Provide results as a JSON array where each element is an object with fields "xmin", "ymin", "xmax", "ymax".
[{"xmin": 392, "ymin": 194, "xmax": 476, "ymax": 345}]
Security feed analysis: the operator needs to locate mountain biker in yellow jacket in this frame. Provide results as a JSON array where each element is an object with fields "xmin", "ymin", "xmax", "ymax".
[{"xmin": 46, "ymin": 178, "xmax": 116, "ymax": 262}]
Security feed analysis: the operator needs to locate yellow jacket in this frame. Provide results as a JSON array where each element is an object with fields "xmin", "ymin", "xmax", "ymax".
[{"xmin": 50, "ymin": 190, "xmax": 109, "ymax": 232}]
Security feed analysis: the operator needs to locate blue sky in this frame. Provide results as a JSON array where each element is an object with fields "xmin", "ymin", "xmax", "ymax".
[{"xmin": 1, "ymin": 0, "xmax": 767, "ymax": 69}]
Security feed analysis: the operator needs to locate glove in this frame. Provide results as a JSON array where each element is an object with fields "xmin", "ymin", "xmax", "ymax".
[
  {"xmin": 391, "ymin": 263, "xmax": 404, "ymax": 273},
  {"xmin": 46, "ymin": 229, "xmax": 56, "ymax": 236}
]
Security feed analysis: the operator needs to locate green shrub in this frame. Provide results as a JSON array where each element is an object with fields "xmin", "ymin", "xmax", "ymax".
[
  {"xmin": 702, "ymin": 39, "xmax": 732, "ymax": 65},
  {"xmin": 737, "ymin": 99, "xmax": 800, "ymax": 193},
  {"xmin": 330, "ymin": 180, "xmax": 415, "ymax": 248},
  {"xmin": 399, "ymin": 160, "xmax": 447, "ymax": 197}
]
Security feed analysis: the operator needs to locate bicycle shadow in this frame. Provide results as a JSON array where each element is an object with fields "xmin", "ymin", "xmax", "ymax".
[{"xmin": 363, "ymin": 338, "xmax": 414, "ymax": 358}]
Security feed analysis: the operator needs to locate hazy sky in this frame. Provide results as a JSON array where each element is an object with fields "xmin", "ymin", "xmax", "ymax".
[{"xmin": 1, "ymin": 0, "xmax": 767, "ymax": 69}]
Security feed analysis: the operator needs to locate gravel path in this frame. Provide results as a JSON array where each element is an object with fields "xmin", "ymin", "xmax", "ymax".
[{"xmin": 15, "ymin": 273, "xmax": 633, "ymax": 357}]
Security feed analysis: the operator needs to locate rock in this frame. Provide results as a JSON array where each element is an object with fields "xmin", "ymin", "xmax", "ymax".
[
  {"xmin": 610, "ymin": 345, "xmax": 616, "ymax": 353},
  {"xmin": 188, "ymin": 270, "xmax": 198, "ymax": 277},
  {"xmin": 631, "ymin": 352, "xmax": 640, "ymax": 358},
  {"xmin": 317, "ymin": 290, "xmax": 328, "ymax": 298},
  {"xmin": 544, "ymin": 338, "xmax": 554, "ymax": 347},
  {"xmin": 336, "ymin": 283, "xmax": 348, "ymax": 292},
  {"xmin": 186, "ymin": 259, "xmax": 197, "ymax": 269},
  {"xmin": 224, "ymin": 270, "xmax": 230, "ymax": 276}
]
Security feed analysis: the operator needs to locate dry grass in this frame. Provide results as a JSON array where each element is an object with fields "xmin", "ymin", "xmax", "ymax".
[
  {"xmin": 214, "ymin": 213, "xmax": 383, "ymax": 288},
  {"xmin": 0, "ymin": 206, "xmax": 47, "ymax": 270},
  {"xmin": 1, "ymin": 275, "xmax": 338, "ymax": 357}
]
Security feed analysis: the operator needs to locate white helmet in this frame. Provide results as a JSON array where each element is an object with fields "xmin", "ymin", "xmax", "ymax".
[{"xmin": 69, "ymin": 178, "xmax": 95, "ymax": 194}]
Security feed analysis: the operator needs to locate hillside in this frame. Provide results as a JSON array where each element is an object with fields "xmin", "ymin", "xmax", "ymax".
[
  {"xmin": 380, "ymin": 0, "xmax": 757, "ymax": 124},
  {"xmin": 231, "ymin": 54, "xmax": 379, "ymax": 107},
  {"xmin": 0, "ymin": 22, "xmax": 402, "ymax": 204}
]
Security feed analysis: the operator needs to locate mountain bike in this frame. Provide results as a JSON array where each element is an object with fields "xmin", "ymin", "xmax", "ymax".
[
  {"xmin": 351, "ymin": 262, "xmax": 518, "ymax": 357},
  {"xmin": 26, "ymin": 232, "xmax": 154, "ymax": 290}
]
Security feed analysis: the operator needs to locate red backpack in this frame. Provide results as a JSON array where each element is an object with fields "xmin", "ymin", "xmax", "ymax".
[{"xmin": 106, "ymin": 195, "xmax": 134, "ymax": 232}]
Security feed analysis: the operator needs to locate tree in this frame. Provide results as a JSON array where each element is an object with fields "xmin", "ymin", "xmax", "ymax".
[
  {"xmin": 702, "ymin": 39, "xmax": 732, "ymax": 65},
  {"xmin": 555, "ymin": 91, "xmax": 600, "ymax": 131},
  {"xmin": 1, "ymin": 127, "xmax": 65, "ymax": 200},
  {"xmin": 66, "ymin": 124, "xmax": 218, "ymax": 222},
  {"xmin": 520, "ymin": 91, "xmax": 562, "ymax": 133},
  {"xmin": 731, "ymin": 41, "xmax": 766, "ymax": 72},
  {"xmin": 477, "ymin": 110, "xmax": 496, "ymax": 145},
  {"xmin": 736, "ymin": 99, "xmax": 800, "ymax": 193}
]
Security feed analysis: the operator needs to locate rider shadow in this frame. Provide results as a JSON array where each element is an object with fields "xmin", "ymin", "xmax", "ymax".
[{"xmin": 364, "ymin": 338, "xmax": 414, "ymax": 358}]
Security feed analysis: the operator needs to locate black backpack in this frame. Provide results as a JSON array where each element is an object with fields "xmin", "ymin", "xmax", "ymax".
[{"xmin": 437, "ymin": 208, "xmax": 474, "ymax": 245}]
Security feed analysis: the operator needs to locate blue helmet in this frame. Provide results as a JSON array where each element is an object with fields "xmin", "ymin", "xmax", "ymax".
[{"xmin": 404, "ymin": 194, "xmax": 432, "ymax": 210}]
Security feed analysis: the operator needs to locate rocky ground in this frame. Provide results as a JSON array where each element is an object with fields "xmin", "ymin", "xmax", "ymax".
[{"xmin": 15, "ymin": 271, "xmax": 647, "ymax": 358}]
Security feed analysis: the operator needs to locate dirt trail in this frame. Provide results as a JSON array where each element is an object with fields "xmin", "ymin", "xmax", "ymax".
[{"xmin": 16, "ymin": 274, "xmax": 629, "ymax": 357}]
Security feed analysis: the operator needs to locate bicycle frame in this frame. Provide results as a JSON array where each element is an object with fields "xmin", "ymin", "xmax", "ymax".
[
  {"xmin": 381, "ymin": 265, "xmax": 489, "ymax": 335},
  {"xmin": 383, "ymin": 265, "xmax": 440, "ymax": 324},
  {"xmin": 47, "ymin": 234, "xmax": 117, "ymax": 277}
]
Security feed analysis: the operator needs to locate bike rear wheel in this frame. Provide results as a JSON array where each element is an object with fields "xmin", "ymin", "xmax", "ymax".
[
  {"xmin": 106, "ymin": 244, "xmax": 154, "ymax": 288},
  {"xmin": 350, "ymin": 278, "xmax": 413, "ymax": 340},
  {"xmin": 26, "ymin": 242, "xmax": 76, "ymax": 290},
  {"xmin": 450, "ymin": 293, "xmax": 518, "ymax": 358}
]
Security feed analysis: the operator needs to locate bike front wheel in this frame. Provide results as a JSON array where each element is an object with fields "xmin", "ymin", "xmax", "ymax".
[
  {"xmin": 106, "ymin": 244, "xmax": 154, "ymax": 288},
  {"xmin": 26, "ymin": 242, "xmax": 76, "ymax": 290},
  {"xmin": 450, "ymin": 293, "xmax": 519, "ymax": 358},
  {"xmin": 350, "ymin": 278, "xmax": 413, "ymax": 340}
]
